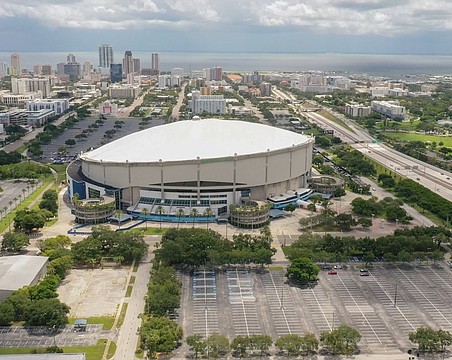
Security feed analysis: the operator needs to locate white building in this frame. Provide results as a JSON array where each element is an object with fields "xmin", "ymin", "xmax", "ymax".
[
  {"xmin": 230, "ymin": 106, "xmax": 252, "ymax": 116},
  {"xmin": 371, "ymin": 87, "xmax": 390, "ymax": 98},
  {"xmin": 1, "ymin": 92, "xmax": 40, "ymax": 106},
  {"xmin": 108, "ymin": 84, "xmax": 141, "ymax": 99},
  {"xmin": 158, "ymin": 75, "xmax": 181, "ymax": 89},
  {"xmin": 389, "ymin": 88, "xmax": 409, "ymax": 97},
  {"xmin": 11, "ymin": 77, "xmax": 51, "ymax": 98},
  {"xmin": 26, "ymin": 98, "xmax": 69, "ymax": 115},
  {"xmin": 371, "ymin": 100, "xmax": 406, "ymax": 120},
  {"xmin": 344, "ymin": 104, "xmax": 371, "ymax": 118},
  {"xmin": 99, "ymin": 100, "xmax": 118, "ymax": 116},
  {"xmin": 99, "ymin": 44, "xmax": 114, "ymax": 68},
  {"xmin": 189, "ymin": 90, "xmax": 226, "ymax": 115}
]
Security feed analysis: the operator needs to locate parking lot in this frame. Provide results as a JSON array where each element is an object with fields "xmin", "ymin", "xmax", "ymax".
[
  {"xmin": 40, "ymin": 117, "xmax": 165, "ymax": 162},
  {"xmin": 180, "ymin": 263, "xmax": 452, "ymax": 354},
  {"xmin": 0, "ymin": 180, "xmax": 38, "ymax": 217},
  {"xmin": 0, "ymin": 324, "xmax": 104, "ymax": 348}
]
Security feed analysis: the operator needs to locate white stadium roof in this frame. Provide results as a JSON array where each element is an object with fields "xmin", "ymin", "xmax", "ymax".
[{"xmin": 81, "ymin": 119, "xmax": 312, "ymax": 163}]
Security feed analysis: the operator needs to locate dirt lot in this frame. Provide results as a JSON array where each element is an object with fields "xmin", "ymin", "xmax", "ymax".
[{"xmin": 58, "ymin": 268, "xmax": 128, "ymax": 318}]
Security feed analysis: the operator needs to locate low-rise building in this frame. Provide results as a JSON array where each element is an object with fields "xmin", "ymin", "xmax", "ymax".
[
  {"xmin": 371, "ymin": 100, "xmax": 406, "ymax": 120},
  {"xmin": 189, "ymin": 90, "xmax": 226, "ymax": 115},
  {"xmin": 0, "ymin": 92, "xmax": 40, "ymax": 106},
  {"xmin": 230, "ymin": 106, "xmax": 252, "ymax": 116},
  {"xmin": 108, "ymin": 84, "xmax": 141, "ymax": 99},
  {"xmin": 0, "ymin": 255, "xmax": 49, "ymax": 301},
  {"xmin": 99, "ymin": 100, "xmax": 118, "ymax": 116},
  {"xmin": 26, "ymin": 98, "xmax": 69, "ymax": 115},
  {"xmin": 344, "ymin": 103, "xmax": 371, "ymax": 118},
  {"xmin": 26, "ymin": 108, "xmax": 55, "ymax": 126}
]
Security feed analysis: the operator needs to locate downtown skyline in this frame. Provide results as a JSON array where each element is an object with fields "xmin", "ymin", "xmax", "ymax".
[{"xmin": 1, "ymin": 0, "xmax": 452, "ymax": 55}]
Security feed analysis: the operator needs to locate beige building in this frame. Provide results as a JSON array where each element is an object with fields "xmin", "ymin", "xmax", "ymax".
[{"xmin": 67, "ymin": 119, "xmax": 314, "ymax": 222}]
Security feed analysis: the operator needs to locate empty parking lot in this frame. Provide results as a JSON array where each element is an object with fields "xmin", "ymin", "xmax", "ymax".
[{"xmin": 180, "ymin": 263, "xmax": 452, "ymax": 354}]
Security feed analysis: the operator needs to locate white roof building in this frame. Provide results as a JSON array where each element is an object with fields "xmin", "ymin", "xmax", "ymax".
[{"xmin": 0, "ymin": 255, "xmax": 49, "ymax": 300}]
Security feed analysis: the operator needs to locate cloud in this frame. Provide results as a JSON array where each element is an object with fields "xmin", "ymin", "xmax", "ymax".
[{"xmin": 1, "ymin": 0, "xmax": 452, "ymax": 36}]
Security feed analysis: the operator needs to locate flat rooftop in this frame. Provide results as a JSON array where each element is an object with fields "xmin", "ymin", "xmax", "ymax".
[{"xmin": 0, "ymin": 255, "xmax": 49, "ymax": 291}]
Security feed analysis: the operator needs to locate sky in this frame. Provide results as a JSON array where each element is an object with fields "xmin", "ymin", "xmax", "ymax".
[{"xmin": 1, "ymin": 0, "xmax": 452, "ymax": 54}]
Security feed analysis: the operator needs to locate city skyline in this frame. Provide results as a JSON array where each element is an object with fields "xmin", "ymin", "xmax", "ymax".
[{"xmin": 1, "ymin": 0, "xmax": 452, "ymax": 54}]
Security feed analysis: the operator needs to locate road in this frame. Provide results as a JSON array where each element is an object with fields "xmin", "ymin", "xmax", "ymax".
[
  {"xmin": 2, "ymin": 111, "xmax": 75, "ymax": 153},
  {"xmin": 243, "ymin": 99, "xmax": 269, "ymax": 125},
  {"xmin": 354, "ymin": 142, "xmax": 452, "ymax": 202},
  {"xmin": 120, "ymin": 90, "xmax": 148, "ymax": 118},
  {"xmin": 170, "ymin": 83, "xmax": 187, "ymax": 121},
  {"xmin": 113, "ymin": 238, "xmax": 156, "ymax": 360},
  {"xmin": 272, "ymin": 87, "xmax": 452, "ymax": 203}
]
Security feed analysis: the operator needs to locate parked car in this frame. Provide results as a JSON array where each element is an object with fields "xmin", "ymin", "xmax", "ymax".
[{"xmin": 328, "ymin": 270, "xmax": 338, "ymax": 275}]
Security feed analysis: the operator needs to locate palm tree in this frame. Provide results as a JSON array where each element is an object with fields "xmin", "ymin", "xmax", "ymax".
[
  {"xmin": 115, "ymin": 210, "xmax": 122, "ymax": 229},
  {"xmin": 156, "ymin": 205, "xmax": 165, "ymax": 229},
  {"xmin": 18, "ymin": 195, "xmax": 22, "ymax": 204},
  {"xmin": 176, "ymin": 208, "xmax": 185, "ymax": 229},
  {"xmin": 190, "ymin": 208, "xmax": 198, "ymax": 228},
  {"xmin": 26, "ymin": 184, "xmax": 30, "ymax": 196},
  {"xmin": 141, "ymin": 208, "xmax": 149, "ymax": 229},
  {"xmin": 203, "ymin": 207, "xmax": 214, "ymax": 230},
  {"xmin": 13, "ymin": 197, "xmax": 18, "ymax": 207},
  {"xmin": 8, "ymin": 200, "xmax": 13, "ymax": 211},
  {"xmin": 3, "ymin": 206, "xmax": 7, "ymax": 217}
]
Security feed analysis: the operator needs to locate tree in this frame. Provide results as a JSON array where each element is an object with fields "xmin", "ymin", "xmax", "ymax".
[
  {"xmin": 333, "ymin": 187, "xmax": 346, "ymax": 198},
  {"xmin": 0, "ymin": 301, "xmax": 15, "ymax": 326},
  {"xmin": 335, "ymin": 213, "xmax": 356, "ymax": 231},
  {"xmin": 65, "ymin": 139, "xmax": 76, "ymax": 147},
  {"xmin": 140, "ymin": 316, "xmax": 183, "ymax": 358},
  {"xmin": 186, "ymin": 334, "xmax": 206, "ymax": 358},
  {"xmin": 307, "ymin": 203, "xmax": 317, "ymax": 213},
  {"xmin": 357, "ymin": 217, "xmax": 372, "ymax": 228},
  {"xmin": 409, "ymin": 327, "xmax": 452, "ymax": 353},
  {"xmin": 190, "ymin": 208, "xmax": 199, "ymax": 228},
  {"xmin": 48, "ymin": 256, "xmax": 73, "ymax": 279},
  {"xmin": 14, "ymin": 209, "xmax": 46, "ymax": 233},
  {"xmin": 206, "ymin": 333, "xmax": 229, "ymax": 358},
  {"xmin": 275, "ymin": 334, "xmax": 304, "ymax": 356},
  {"xmin": 320, "ymin": 325, "xmax": 361, "ymax": 355},
  {"xmin": 284, "ymin": 203, "xmax": 297, "ymax": 214},
  {"xmin": 141, "ymin": 208, "xmax": 149, "ymax": 229},
  {"xmin": 1, "ymin": 232, "xmax": 29, "ymax": 253},
  {"xmin": 231, "ymin": 336, "xmax": 250, "ymax": 357},
  {"xmin": 300, "ymin": 333, "xmax": 320, "ymax": 354},
  {"xmin": 286, "ymin": 257, "xmax": 320, "ymax": 284},
  {"xmin": 249, "ymin": 334, "xmax": 272, "ymax": 356},
  {"xmin": 204, "ymin": 207, "xmax": 214, "ymax": 230},
  {"xmin": 5, "ymin": 291, "xmax": 31, "ymax": 321},
  {"xmin": 25, "ymin": 298, "xmax": 70, "ymax": 327},
  {"xmin": 156, "ymin": 205, "xmax": 165, "ymax": 229},
  {"xmin": 176, "ymin": 208, "xmax": 185, "ymax": 229}
]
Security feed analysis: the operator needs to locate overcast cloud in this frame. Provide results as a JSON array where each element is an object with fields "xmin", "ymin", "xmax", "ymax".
[{"xmin": 1, "ymin": 0, "xmax": 452, "ymax": 53}]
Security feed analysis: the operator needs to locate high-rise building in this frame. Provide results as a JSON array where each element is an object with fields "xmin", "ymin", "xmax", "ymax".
[
  {"xmin": 123, "ymin": 51, "xmax": 134, "ymax": 75},
  {"xmin": 10, "ymin": 53, "xmax": 21, "ymax": 75},
  {"xmin": 133, "ymin": 58, "xmax": 141, "ymax": 74},
  {"xmin": 110, "ymin": 64, "xmax": 123, "ymax": 83},
  {"xmin": 67, "ymin": 53, "xmax": 76, "ymax": 63},
  {"xmin": 151, "ymin": 53, "xmax": 159, "ymax": 72},
  {"xmin": 63, "ymin": 54, "xmax": 81, "ymax": 81},
  {"xmin": 33, "ymin": 65, "xmax": 42, "ymax": 75},
  {"xmin": 83, "ymin": 61, "xmax": 92, "ymax": 76},
  {"xmin": 99, "ymin": 44, "xmax": 114, "ymax": 68},
  {"xmin": 206, "ymin": 66, "xmax": 222, "ymax": 81},
  {"xmin": 11, "ymin": 77, "xmax": 51, "ymax": 98},
  {"xmin": 41, "ymin": 64, "xmax": 52, "ymax": 76}
]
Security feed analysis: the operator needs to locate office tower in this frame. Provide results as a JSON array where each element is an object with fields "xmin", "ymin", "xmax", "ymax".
[
  {"xmin": 133, "ymin": 58, "xmax": 141, "ymax": 74},
  {"xmin": 151, "ymin": 53, "xmax": 159, "ymax": 71},
  {"xmin": 110, "ymin": 64, "xmax": 123, "ymax": 83},
  {"xmin": 57, "ymin": 63, "xmax": 65, "ymax": 75},
  {"xmin": 0, "ymin": 62, "xmax": 8, "ymax": 77},
  {"xmin": 99, "ymin": 44, "xmax": 114, "ymax": 68},
  {"xmin": 206, "ymin": 66, "xmax": 222, "ymax": 81},
  {"xmin": 10, "ymin": 53, "xmax": 21, "ymax": 75},
  {"xmin": 33, "ymin": 65, "xmax": 42, "ymax": 75},
  {"xmin": 67, "ymin": 53, "xmax": 76, "ymax": 63},
  {"xmin": 83, "ymin": 61, "xmax": 92, "ymax": 76},
  {"xmin": 123, "ymin": 51, "xmax": 134, "ymax": 75},
  {"xmin": 64, "ymin": 54, "xmax": 81, "ymax": 81},
  {"xmin": 41, "ymin": 64, "xmax": 52, "ymax": 75}
]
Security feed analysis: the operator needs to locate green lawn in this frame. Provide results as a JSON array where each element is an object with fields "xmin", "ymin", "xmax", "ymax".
[
  {"xmin": 125, "ymin": 285, "xmax": 133, "ymax": 297},
  {"xmin": 0, "ymin": 339, "xmax": 111, "ymax": 360},
  {"xmin": 382, "ymin": 132, "xmax": 452, "ymax": 147},
  {"xmin": 317, "ymin": 110, "xmax": 356, "ymax": 133},
  {"xmin": 117, "ymin": 303, "xmax": 128, "ymax": 328},
  {"xmin": 0, "ymin": 175, "xmax": 54, "ymax": 233},
  {"xmin": 68, "ymin": 316, "xmax": 115, "ymax": 330}
]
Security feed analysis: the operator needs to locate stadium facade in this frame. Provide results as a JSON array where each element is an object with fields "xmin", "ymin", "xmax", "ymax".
[{"xmin": 67, "ymin": 119, "xmax": 314, "ymax": 222}]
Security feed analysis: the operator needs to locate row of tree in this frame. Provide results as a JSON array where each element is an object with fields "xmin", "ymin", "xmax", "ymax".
[
  {"xmin": 0, "ymin": 163, "xmax": 51, "ymax": 180},
  {"xmin": 351, "ymin": 196, "xmax": 412, "ymax": 223},
  {"xmin": 285, "ymin": 227, "xmax": 450, "ymax": 264},
  {"xmin": 146, "ymin": 265, "xmax": 181, "ymax": 316},
  {"xmin": 71, "ymin": 226, "xmax": 148, "ymax": 266},
  {"xmin": 155, "ymin": 227, "xmax": 276, "ymax": 268},
  {"xmin": 186, "ymin": 326, "xmax": 361, "ymax": 358},
  {"xmin": 39, "ymin": 189, "xmax": 58, "ymax": 216}
]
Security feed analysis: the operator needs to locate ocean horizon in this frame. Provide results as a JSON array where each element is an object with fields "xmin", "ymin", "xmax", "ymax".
[{"xmin": 1, "ymin": 51, "xmax": 452, "ymax": 78}]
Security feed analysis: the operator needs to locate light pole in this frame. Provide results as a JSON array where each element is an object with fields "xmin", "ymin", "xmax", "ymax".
[
  {"xmin": 394, "ymin": 284, "xmax": 398, "ymax": 307},
  {"xmin": 52, "ymin": 325, "xmax": 56, "ymax": 347}
]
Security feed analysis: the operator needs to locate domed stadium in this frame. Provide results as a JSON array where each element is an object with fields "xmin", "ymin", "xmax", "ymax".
[{"xmin": 67, "ymin": 118, "xmax": 314, "ymax": 222}]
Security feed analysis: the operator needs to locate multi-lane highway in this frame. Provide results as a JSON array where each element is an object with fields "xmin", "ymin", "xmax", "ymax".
[{"xmin": 272, "ymin": 87, "xmax": 452, "ymax": 203}]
